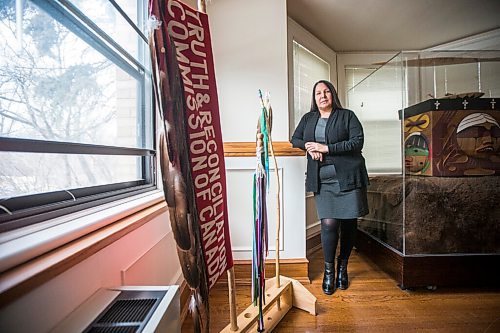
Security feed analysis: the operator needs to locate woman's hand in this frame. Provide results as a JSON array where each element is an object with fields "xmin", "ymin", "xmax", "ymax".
[
  {"xmin": 308, "ymin": 150, "xmax": 323, "ymax": 161},
  {"xmin": 305, "ymin": 142, "xmax": 328, "ymax": 161},
  {"xmin": 305, "ymin": 142, "xmax": 328, "ymax": 154}
]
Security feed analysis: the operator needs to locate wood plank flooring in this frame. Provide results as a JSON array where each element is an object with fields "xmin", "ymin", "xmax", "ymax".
[{"xmin": 182, "ymin": 249, "xmax": 500, "ymax": 332}]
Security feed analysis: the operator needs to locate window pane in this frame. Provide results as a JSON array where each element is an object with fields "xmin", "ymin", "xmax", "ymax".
[
  {"xmin": 292, "ymin": 41, "xmax": 330, "ymax": 130},
  {"xmin": 0, "ymin": 151, "xmax": 144, "ymax": 198},
  {"xmin": 71, "ymin": 0, "xmax": 147, "ymax": 66},
  {"xmin": 346, "ymin": 66, "xmax": 403, "ymax": 173},
  {"xmin": 0, "ymin": 1, "xmax": 145, "ymax": 148}
]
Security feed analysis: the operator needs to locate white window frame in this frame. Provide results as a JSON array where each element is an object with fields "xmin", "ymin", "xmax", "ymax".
[{"xmin": 287, "ymin": 17, "xmax": 337, "ymax": 138}]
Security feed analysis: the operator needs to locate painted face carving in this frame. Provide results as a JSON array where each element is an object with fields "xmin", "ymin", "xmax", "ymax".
[
  {"xmin": 404, "ymin": 132, "xmax": 430, "ymax": 173},
  {"xmin": 456, "ymin": 113, "xmax": 500, "ymax": 159}
]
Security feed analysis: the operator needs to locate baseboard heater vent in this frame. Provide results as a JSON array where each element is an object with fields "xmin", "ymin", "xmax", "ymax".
[
  {"xmin": 51, "ymin": 286, "xmax": 180, "ymax": 333},
  {"xmin": 84, "ymin": 290, "xmax": 164, "ymax": 333}
]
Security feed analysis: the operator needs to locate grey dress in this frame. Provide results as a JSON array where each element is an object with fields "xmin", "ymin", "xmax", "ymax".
[{"xmin": 314, "ymin": 118, "xmax": 369, "ymax": 219}]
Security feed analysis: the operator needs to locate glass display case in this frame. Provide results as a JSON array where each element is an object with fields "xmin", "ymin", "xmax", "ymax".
[{"xmin": 347, "ymin": 50, "xmax": 500, "ymax": 288}]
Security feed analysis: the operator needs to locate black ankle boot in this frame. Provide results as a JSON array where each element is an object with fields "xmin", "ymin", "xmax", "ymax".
[
  {"xmin": 335, "ymin": 257, "xmax": 349, "ymax": 290},
  {"xmin": 322, "ymin": 262, "xmax": 335, "ymax": 295}
]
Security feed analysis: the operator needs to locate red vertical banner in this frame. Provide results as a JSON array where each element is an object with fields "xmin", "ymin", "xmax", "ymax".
[{"xmin": 155, "ymin": 0, "xmax": 233, "ymax": 289}]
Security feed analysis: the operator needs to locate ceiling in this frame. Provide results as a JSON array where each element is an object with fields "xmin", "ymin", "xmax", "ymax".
[{"xmin": 286, "ymin": 0, "xmax": 500, "ymax": 52}]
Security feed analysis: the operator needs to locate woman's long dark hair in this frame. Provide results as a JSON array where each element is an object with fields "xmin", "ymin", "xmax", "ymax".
[{"xmin": 310, "ymin": 80, "xmax": 343, "ymax": 112}]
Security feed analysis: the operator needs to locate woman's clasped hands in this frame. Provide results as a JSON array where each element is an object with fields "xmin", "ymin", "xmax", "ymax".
[{"xmin": 305, "ymin": 142, "xmax": 328, "ymax": 161}]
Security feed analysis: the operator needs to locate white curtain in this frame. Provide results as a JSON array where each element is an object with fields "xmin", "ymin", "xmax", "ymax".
[
  {"xmin": 346, "ymin": 67, "xmax": 403, "ymax": 174},
  {"xmin": 292, "ymin": 41, "xmax": 330, "ymax": 131}
]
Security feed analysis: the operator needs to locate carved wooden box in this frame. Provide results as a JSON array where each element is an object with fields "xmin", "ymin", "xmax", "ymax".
[{"xmin": 400, "ymin": 98, "xmax": 500, "ymax": 176}]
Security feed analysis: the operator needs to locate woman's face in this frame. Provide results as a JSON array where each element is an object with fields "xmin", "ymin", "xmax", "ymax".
[{"xmin": 315, "ymin": 82, "xmax": 333, "ymax": 111}]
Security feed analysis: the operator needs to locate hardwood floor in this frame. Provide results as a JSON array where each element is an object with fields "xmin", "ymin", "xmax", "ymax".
[{"xmin": 182, "ymin": 249, "xmax": 500, "ymax": 332}]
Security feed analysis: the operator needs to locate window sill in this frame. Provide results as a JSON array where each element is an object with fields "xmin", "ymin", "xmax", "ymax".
[{"xmin": 0, "ymin": 190, "xmax": 167, "ymax": 307}]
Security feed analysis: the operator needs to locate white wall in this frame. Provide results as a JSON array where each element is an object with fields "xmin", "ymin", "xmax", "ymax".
[
  {"xmin": 207, "ymin": 0, "xmax": 289, "ymax": 141},
  {"xmin": 225, "ymin": 156, "xmax": 307, "ymax": 260},
  {"xmin": 205, "ymin": 0, "xmax": 311, "ymax": 260},
  {"xmin": 0, "ymin": 211, "xmax": 182, "ymax": 333}
]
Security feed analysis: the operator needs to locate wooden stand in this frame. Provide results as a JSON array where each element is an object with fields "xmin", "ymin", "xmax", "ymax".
[
  {"xmin": 220, "ymin": 276, "xmax": 316, "ymax": 332},
  {"xmin": 220, "ymin": 91, "xmax": 317, "ymax": 332}
]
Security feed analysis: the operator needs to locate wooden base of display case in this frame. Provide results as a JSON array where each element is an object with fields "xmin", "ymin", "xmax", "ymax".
[{"xmin": 356, "ymin": 230, "xmax": 500, "ymax": 289}]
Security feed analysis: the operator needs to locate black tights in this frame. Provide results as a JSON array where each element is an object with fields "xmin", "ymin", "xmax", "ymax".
[{"xmin": 320, "ymin": 218, "xmax": 357, "ymax": 263}]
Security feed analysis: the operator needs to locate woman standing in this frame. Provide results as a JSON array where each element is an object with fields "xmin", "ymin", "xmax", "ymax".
[{"xmin": 291, "ymin": 80, "xmax": 369, "ymax": 295}]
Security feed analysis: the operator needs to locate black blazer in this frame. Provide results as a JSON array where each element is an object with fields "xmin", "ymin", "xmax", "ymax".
[{"xmin": 291, "ymin": 109, "xmax": 369, "ymax": 193}]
